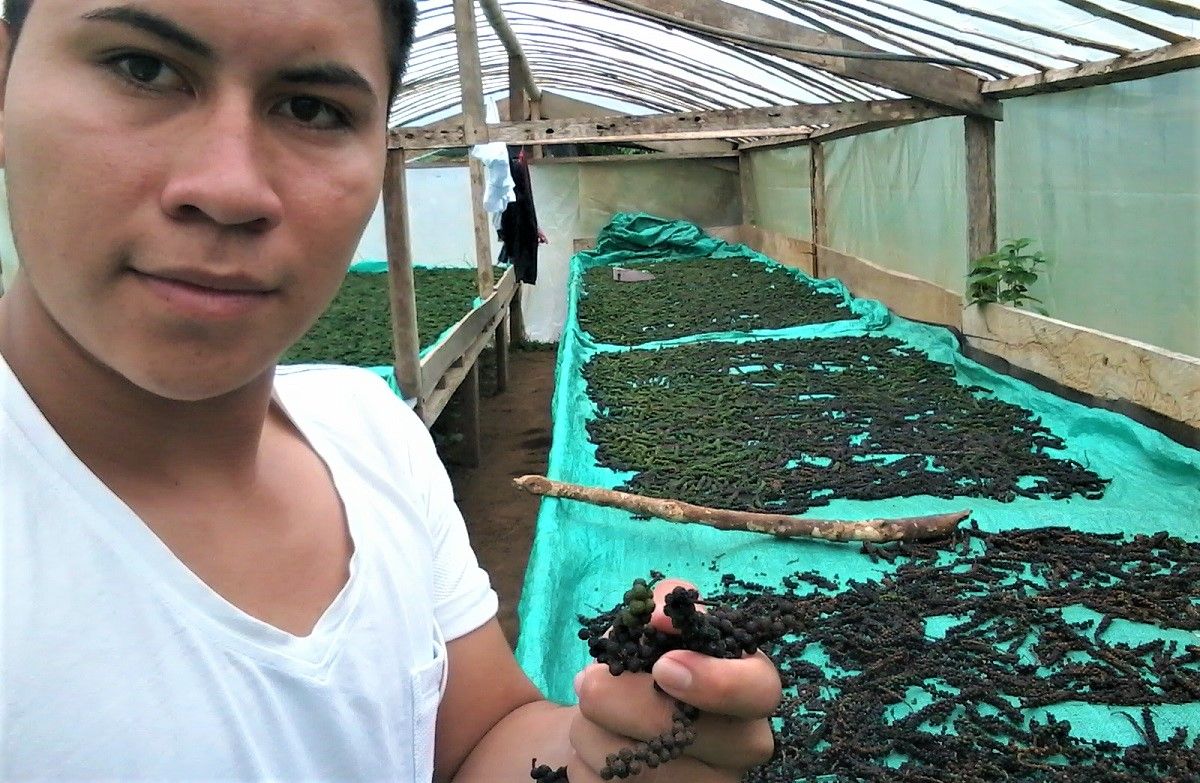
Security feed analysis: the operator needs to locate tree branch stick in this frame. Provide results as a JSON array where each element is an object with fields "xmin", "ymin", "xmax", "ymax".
[{"xmin": 513, "ymin": 475, "xmax": 969, "ymax": 543}]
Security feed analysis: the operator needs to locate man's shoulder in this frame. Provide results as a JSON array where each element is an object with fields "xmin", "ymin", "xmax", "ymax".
[
  {"xmin": 274, "ymin": 364, "xmax": 415, "ymax": 423},
  {"xmin": 273, "ymin": 363, "xmax": 431, "ymax": 465}
]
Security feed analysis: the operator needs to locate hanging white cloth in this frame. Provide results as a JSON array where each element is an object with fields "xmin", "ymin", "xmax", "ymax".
[{"xmin": 470, "ymin": 97, "xmax": 516, "ymax": 224}]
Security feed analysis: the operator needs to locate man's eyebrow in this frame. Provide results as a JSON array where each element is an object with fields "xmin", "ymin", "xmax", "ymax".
[
  {"xmin": 279, "ymin": 64, "xmax": 378, "ymax": 102},
  {"xmin": 81, "ymin": 5, "xmax": 214, "ymax": 59}
]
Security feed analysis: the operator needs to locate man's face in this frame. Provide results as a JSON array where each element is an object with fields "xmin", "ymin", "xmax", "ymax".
[{"xmin": 0, "ymin": 0, "xmax": 391, "ymax": 400}]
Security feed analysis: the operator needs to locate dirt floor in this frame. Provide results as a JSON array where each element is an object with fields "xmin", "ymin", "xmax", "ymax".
[{"xmin": 436, "ymin": 346, "xmax": 558, "ymax": 648}]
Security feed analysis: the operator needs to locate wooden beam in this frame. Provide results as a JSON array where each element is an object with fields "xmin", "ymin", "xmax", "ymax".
[
  {"xmin": 382, "ymin": 150, "xmax": 423, "ymax": 410},
  {"xmin": 591, "ymin": 0, "xmax": 1001, "ymax": 119},
  {"xmin": 452, "ymin": 0, "xmax": 495, "ymax": 299},
  {"xmin": 965, "ymin": 116, "xmax": 997, "ymax": 265},
  {"xmin": 983, "ymin": 40, "xmax": 1200, "ymax": 98},
  {"xmin": 420, "ymin": 268, "xmax": 517, "ymax": 401},
  {"xmin": 735, "ymin": 133, "xmax": 808, "ymax": 152},
  {"xmin": 480, "ymin": 0, "xmax": 542, "ymax": 102},
  {"xmin": 810, "ymin": 142, "xmax": 825, "ymax": 278},
  {"xmin": 392, "ymin": 99, "xmax": 955, "ymax": 149}
]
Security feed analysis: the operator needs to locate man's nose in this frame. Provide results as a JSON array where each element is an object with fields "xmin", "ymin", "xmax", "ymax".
[{"xmin": 159, "ymin": 98, "xmax": 285, "ymax": 231}]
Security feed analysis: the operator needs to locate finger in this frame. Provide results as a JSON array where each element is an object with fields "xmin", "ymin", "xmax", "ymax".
[
  {"xmin": 576, "ymin": 664, "xmax": 675, "ymax": 737},
  {"xmin": 649, "ymin": 578, "xmax": 703, "ymax": 635},
  {"xmin": 652, "ymin": 649, "xmax": 782, "ymax": 719},
  {"xmin": 569, "ymin": 712, "xmax": 739, "ymax": 783},
  {"xmin": 576, "ymin": 663, "xmax": 775, "ymax": 770}
]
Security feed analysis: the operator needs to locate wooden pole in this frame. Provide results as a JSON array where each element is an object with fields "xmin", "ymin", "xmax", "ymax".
[
  {"xmin": 528, "ymin": 98, "xmax": 544, "ymax": 160},
  {"xmin": 459, "ymin": 363, "xmax": 482, "ymax": 467},
  {"xmin": 510, "ymin": 281, "xmax": 526, "ymax": 344},
  {"xmin": 738, "ymin": 151, "xmax": 755, "ymax": 226},
  {"xmin": 810, "ymin": 141, "xmax": 826, "ymax": 279},
  {"xmin": 495, "ymin": 310, "xmax": 510, "ymax": 392},
  {"xmin": 513, "ymin": 475, "xmax": 970, "ymax": 543},
  {"xmin": 453, "ymin": 0, "xmax": 495, "ymax": 299},
  {"xmin": 382, "ymin": 150, "xmax": 423, "ymax": 414},
  {"xmin": 965, "ymin": 117, "xmax": 997, "ymax": 266},
  {"xmin": 507, "ymin": 55, "xmax": 528, "ymax": 123}
]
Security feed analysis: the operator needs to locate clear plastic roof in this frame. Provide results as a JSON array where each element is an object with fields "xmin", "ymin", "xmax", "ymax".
[{"xmin": 391, "ymin": 0, "xmax": 1199, "ymax": 127}]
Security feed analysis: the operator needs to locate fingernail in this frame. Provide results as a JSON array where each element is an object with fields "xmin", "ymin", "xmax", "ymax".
[
  {"xmin": 653, "ymin": 657, "xmax": 693, "ymax": 692},
  {"xmin": 573, "ymin": 670, "xmax": 585, "ymax": 697}
]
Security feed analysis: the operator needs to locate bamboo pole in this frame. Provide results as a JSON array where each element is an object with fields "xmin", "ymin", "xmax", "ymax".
[{"xmin": 514, "ymin": 475, "xmax": 970, "ymax": 543}]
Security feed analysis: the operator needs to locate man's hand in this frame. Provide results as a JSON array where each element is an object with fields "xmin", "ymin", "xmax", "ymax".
[{"xmin": 569, "ymin": 579, "xmax": 781, "ymax": 781}]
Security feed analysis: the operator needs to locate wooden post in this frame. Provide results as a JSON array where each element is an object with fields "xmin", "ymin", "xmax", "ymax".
[
  {"xmin": 458, "ymin": 363, "xmax": 482, "ymax": 467},
  {"xmin": 810, "ymin": 142, "xmax": 826, "ymax": 278},
  {"xmin": 528, "ymin": 98, "xmax": 543, "ymax": 160},
  {"xmin": 507, "ymin": 55, "xmax": 528, "ymax": 123},
  {"xmin": 964, "ymin": 117, "xmax": 997, "ymax": 266},
  {"xmin": 738, "ymin": 151, "xmax": 755, "ymax": 226},
  {"xmin": 453, "ymin": 0, "xmax": 495, "ymax": 300},
  {"xmin": 382, "ymin": 150, "xmax": 423, "ymax": 414},
  {"xmin": 510, "ymin": 282, "xmax": 526, "ymax": 344},
  {"xmin": 495, "ymin": 311, "xmax": 510, "ymax": 392}
]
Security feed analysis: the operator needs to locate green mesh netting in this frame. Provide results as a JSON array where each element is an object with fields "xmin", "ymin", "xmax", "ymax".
[{"xmin": 514, "ymin": 213, "xmax": 1200, "ymax": 776}]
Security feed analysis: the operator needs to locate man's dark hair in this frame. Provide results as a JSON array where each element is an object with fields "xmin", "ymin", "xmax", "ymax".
[{"xmin": 4, "ymin": 0, "xmax": 417, "ymax": 103}]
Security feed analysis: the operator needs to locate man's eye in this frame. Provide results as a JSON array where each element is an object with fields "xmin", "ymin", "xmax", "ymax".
[
  {"xmin": 278, "ymin": 96, "xmax": 349, "ymax": 130},
  {"xmin": 111, "ymin": 54, "xmax": 185, "ymax": 91}
]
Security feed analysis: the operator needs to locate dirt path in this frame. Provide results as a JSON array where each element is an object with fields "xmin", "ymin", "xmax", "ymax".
[{"xmin": 439, "ymin": 347, "xmax": 557, "ymax": 647}]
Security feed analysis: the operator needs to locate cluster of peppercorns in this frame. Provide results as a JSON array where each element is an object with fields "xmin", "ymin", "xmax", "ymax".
[
  {"xmin": 529, "ymin": 576, "xmax": 789, "ymax": 781},
  {"xmin": 529, "ymin": 760, "xmax": 568, "ymax": 782}
]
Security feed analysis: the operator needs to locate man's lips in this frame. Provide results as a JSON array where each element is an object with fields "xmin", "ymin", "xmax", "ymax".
[
  {"xmin": 130, "ymin": 267, "xmax": 277, "ymax": 294},
  {"xmin": 129, "ymin": 268, "xmax": 277, "ymax": 320}
]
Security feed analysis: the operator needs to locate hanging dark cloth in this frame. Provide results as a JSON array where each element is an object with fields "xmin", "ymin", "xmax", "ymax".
[{"xmin": 497, "ymin": 146, "xmax": 539, "ymax": 284}]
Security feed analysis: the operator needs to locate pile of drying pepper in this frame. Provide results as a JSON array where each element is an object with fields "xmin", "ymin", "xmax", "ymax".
[
  {"xmin": 577, "ymin": 258, "xmax": 850, "ymax": 345},
  {"xmin": 582, "ymin": 336, "xmax": 1108, "ymax": 513},
  {"xmin": 284, "ymin": 267, "xmax": 489, "ymax": 366}
]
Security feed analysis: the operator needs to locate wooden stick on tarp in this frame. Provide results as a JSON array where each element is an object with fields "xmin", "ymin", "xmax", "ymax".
[{"xmin": 513, "ymin": 475, "xmax": 969, "ymax": 543}]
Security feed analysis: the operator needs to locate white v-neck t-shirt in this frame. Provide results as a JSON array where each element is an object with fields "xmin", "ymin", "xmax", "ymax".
[{"xmin": 1, "ymin": 360, "xmax": 498, "ymax": 782}]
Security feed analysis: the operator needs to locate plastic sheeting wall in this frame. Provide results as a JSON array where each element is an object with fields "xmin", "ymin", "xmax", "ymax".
[
  {"xmin": 532, "ymin": 158, "xmax": 741, "ymax": 341},
  {"xmin": 355, "ymin": 166, "xmax": 499, "ymax": 269},
  {"xmin": 355, "ymin": 158, "xmax": 740, "ymax": 342},
  {"xmin": 824, "ymin": 117, "xmax": 968, "ymax": 294},
  {"xmin": 996, "ymin": 70, "xmax": 1200, "ymax": 358},
  {"xmin": 746, "ymin": 145, "xmax": 812, "ymax": 239}
]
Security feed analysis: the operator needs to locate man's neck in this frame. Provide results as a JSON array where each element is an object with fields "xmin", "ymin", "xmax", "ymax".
[{"xmin": 0, "ymin": 283, "xmax": 275, "ymax": 489}]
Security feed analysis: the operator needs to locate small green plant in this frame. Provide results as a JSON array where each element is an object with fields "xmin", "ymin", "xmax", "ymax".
[{"xmin": 968, "ymin": 238, "xmax": 1049, "ymax": 314}]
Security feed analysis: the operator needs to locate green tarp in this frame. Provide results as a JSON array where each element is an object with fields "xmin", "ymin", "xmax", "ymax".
[{"xmin": 514, "ymin": 213, "xmax": 1200, "ymax": 751}]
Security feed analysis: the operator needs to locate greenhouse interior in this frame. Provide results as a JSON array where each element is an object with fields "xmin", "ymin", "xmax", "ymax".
[{"xmin": 2, "ymin": 0, "xmax": 1198, "ymax": 781}]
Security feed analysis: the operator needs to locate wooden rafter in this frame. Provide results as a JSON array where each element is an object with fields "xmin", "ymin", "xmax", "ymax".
[
  {"xmin": 390, "ymin": 98, "xmax": 949, "ymax": 150},
  {"xmin": 983, "ymin": 40, "xmax": 1200, "ymax": 98},
  {"xmin": 586, "ymin": 0, "xmax": 1002, "ymax": 119}
]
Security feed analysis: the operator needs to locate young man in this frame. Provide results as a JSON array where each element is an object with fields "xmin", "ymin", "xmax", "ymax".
[{"xmin": 0, "ymin": 1, "xmax": 781, "ymax": 780}]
